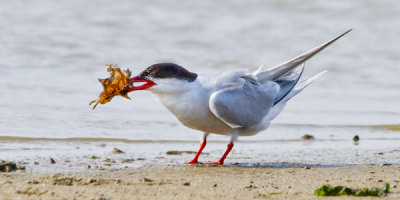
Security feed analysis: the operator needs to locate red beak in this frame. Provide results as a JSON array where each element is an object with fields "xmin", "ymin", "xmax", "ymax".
[{"xmin": 128, "ymin": 76, "xmax": 156, "ymax": 92}]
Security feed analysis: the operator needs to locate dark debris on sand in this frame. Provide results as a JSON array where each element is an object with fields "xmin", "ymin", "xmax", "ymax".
[
  {"xmin": 301, "ymin": 134, "xmax": 314, "ymax": 140},
  {"xmin": 166, "ymin": 151, "xmax": 197, "ymax": 155},
  {"xmin": 0, "ymin": 161, "xmax": 17, "ymax": 172},
  {"xmin": 0, "ymin": 161, "xmax": 25, "ymax": 172},
  {"xmin": 112, "ymin": 148, "xmax": 125, "ymax": 154},
  {"xmin": 353, "ymin": 135, "xmax": 360, "ymax": 142}
]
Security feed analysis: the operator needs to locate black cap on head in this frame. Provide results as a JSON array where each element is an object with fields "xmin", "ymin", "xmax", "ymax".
[{"xmin": 138, "ymin": 63, "xmax": 198, "ymax": 82}]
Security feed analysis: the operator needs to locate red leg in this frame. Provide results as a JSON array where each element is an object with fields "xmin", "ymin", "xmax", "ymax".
[
  {"xmin": 184, "ymin": 138, "xmax": 207, "ymax": 164},
  {"xmin": 206, "ymin": 142, "xmax": 234, "ymax": 165}
]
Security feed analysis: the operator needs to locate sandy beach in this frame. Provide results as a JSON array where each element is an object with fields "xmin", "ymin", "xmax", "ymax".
[
  {"xmin": 1, "ymin": 164, "xmax": 399, "ymax": 199},
  {"xmin": 1, "ymin": 0, "xmax": 400, "ymax": 200}
]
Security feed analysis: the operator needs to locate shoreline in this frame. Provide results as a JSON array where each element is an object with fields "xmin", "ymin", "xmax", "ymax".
[{"xmin": 1, "ymin": 164, "xmax": 400, "ymax": 199}]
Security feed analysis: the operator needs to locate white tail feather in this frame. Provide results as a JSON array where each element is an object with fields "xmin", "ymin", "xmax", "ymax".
[
  {"xmin": 268, "ymin": 71, "xmax": 327, "ymax": 120},
  {"xmin": 253, "ymin": 29, "xmax": 351, "ymax": 83},
  {"xmin": 285, "ymin": 70, "xmax": 328, "ymax": 101}
]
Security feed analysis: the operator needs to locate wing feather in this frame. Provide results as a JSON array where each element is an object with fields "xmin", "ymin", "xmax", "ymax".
[{"xmin": 209, "ymin": 80, "xmax": 278, "ymax": 129}]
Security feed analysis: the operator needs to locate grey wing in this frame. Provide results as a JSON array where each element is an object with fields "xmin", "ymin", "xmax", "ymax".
[{"xmin": 209, "ymin": 80, "xmax": 279, "ymax": 129}]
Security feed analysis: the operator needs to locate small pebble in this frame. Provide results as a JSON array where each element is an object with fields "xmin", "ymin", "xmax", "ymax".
[
  {"xmin": 26, "ymin": 180, "xmax": 39, "ymax": 184},
  {"xmin": 112, "ymin": 148, "xmax": 125, "ymax": 154},
  {"xmin": 50, "ymin": 158, "xmax": 56, "ymax": 164},
  {"xmin": 353, "ymin": 135, "xmax": 360, "ymax": 142},
  {"xmin": 121, "ymin": 159, "xmax": 135, "ymax": 163},
  {"xmin": 143, "ymin": 178, "xmax": 153, "ymax": 182},
  {"xmin": 379, "ymin": 163, "xmax": 391, "ymax": 167},
  {"xmin": 301, "ymin": 134, "xmax": 314, "ymax": 140},
  {"xmin": 103, "ymin": 158, "xmax": 116, "ymax": 163},
  {"xmin": 183, "ymin": 182, "xmax": 190, "ymax": 186}
]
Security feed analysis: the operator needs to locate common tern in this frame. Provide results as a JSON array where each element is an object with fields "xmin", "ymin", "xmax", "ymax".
[{"xmin": 127, "ymin": 30, "xmax": 351, "ymax": 165}]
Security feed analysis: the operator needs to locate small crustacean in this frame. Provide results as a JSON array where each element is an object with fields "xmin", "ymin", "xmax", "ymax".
[{"xmin": 89, "ymin": 63, "xmax": 133, "ymax": 110}]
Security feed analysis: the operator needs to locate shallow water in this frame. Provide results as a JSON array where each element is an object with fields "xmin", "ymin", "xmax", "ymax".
[{"xmin": 1, "ymin": 0, "xmax": 399, "ymax": 171}]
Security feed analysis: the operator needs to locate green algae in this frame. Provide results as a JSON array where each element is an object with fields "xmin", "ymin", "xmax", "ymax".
[{"xmin": 314, "ymin": 183, "xmax": 390, "ymax": 197}]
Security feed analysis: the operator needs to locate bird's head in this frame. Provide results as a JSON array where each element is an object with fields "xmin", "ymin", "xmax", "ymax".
[{"xmin": 128, "ymin": 63, "xmax": 198, "ymax": 94}]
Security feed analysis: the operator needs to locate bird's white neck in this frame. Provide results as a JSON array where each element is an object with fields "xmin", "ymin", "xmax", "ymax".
[
  {"xmin": 148, "ymin": 79, "xmax": 232, "ymax": 134},
  {"xmin": 150, "ymin": 79, "xmax": 205, "ymax": 114}
]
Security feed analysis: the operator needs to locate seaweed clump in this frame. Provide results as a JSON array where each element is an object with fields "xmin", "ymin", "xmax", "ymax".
[
  {"xmin": 314, "ymin": 183, "xmax": 390, "ymax": 197},
  {"xmin": 89, "ymin": 63, "xmax": 133, "ymax": 109}
]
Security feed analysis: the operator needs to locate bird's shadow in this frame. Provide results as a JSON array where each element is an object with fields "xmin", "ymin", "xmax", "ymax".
[
  {"xmin": 189, "ymin": 162, "xmax": 359, "ymax": 168},
  {"xmin": 228, "ymin": 162, "xmax": 354, "ymax": 168}
]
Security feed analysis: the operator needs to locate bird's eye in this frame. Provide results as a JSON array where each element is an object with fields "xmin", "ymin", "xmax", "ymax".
[{"xmin": 147, "ymin": 69, "xmax": 155, "ymax": 76}]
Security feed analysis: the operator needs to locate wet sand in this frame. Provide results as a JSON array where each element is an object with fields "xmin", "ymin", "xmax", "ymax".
[
  {"xmin": 1, "ymin": 0, "xmax": 400, "ymax": 199},
  {"xmin": 1, "ymin": 164, "xmax": 400, "ymax": 200}
]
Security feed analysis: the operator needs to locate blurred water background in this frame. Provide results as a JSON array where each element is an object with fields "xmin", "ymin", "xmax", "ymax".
[{"xmin": 0, "ymin": 0, "xmax": 399, "ymax": 171}]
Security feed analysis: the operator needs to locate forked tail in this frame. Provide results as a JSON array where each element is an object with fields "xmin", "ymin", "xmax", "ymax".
[
  {"xmin": 285, "ymin": 70, "xmax": 327, "ymax": 101},
  {"xmin": 268, "ymin": 71, "xmax": 327, "ymax": 120},
  {"xmin": 253, "ymin": 29, "xmax": 351, "ymax": 84}
]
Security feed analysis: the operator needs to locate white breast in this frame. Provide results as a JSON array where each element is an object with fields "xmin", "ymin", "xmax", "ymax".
[{"xmin": 151, "ymin": 80, "xmax": 233, "ymax": 135}]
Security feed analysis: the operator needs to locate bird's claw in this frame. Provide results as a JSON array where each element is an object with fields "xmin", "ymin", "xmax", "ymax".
[
  {"xmin": 183, "ymin": 160, "xmax": 199, "ymax": 165},
  {"xmin": 206, "ymin": 161, "xmax": 223, "ymax": 165}
]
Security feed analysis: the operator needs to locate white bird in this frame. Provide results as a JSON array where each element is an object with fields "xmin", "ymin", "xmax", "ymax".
[{"xmin": 127, "ymin": 30, "xmax": 351, "ymax": 165}]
